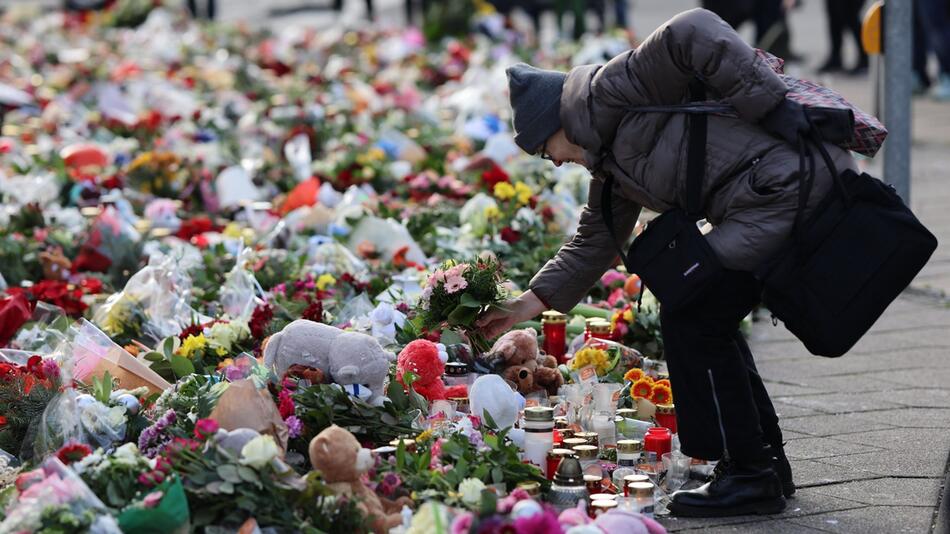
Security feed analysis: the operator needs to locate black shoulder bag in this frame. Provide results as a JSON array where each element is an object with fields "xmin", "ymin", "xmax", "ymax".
[
  {"xmin": 601, "ymin": 81, "xmax": 724, "ymax": 312},
  {"xmin": 756, "ymin": 126, "xmax": 938, "ymax": 357}
]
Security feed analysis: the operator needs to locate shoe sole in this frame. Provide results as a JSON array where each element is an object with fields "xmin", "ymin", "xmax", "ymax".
[{"xmin": 668, "ymin": 496, "xmax": 787, "ymax": 518}]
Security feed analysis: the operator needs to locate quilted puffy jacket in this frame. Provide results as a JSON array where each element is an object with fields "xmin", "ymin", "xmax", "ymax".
[{"xmin": 529, "ymin": 8, "xmax": 855, "ymax": 312}]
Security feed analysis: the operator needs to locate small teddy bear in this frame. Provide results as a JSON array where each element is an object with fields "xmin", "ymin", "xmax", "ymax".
[
  {"xmin": 309, "ymin": 425, "xmax": 412, "ymax": 534},
  {"xmin": 485, "ymin": 328, "xmax": 564, "ymax": 396}
]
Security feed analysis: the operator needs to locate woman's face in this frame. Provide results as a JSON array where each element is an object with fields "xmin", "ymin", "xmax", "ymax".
[{"xmin": 539, "ymin": 129, "xmax": 586, "ymax": 167}]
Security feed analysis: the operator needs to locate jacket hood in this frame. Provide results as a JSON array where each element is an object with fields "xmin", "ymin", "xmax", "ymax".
[{"xmin": 559, "ymin": 65, "xmax": 609, "ymax": 167}]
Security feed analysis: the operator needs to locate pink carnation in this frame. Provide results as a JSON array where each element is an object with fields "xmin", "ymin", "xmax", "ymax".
[
  {"xmin": 600, "ymin": 270, "xmax": 627, "ymax": 287},
  {"xmin": 444, "ymin": 275, "xmax": 468, "ymax": 294}
]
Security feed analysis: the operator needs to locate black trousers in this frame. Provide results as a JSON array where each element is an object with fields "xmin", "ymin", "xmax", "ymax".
[
  {"xmin": 823, "ymin": 0, "xmax": 866, "ymax": 65},
  {"xmin": 661, "ymin": 270, "xmax": 783, "ymax": 461}
]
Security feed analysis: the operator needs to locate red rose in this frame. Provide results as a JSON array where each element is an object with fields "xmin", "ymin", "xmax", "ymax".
[
  {"xmin": 500, "ymin": 227, "xmax": 521, "ymax": 244},
  {"xmin": 72, "ymin": 247, "xmax": 112, "ymax": 273},
  {"xmin": 56, "ymin": 443, "xmax": 92, "ymax": 465},
  {"xmin": 193, "ymin": 418, "xmax": 220, "ymax": 440},
  {"xmin": 480, "ymin": 162, "xmax": 509, "ymax": 191},
  {"xmin": 176, "ymin": 216, "xmax": 217, "ymax": 240},
  {"xmin": 0, "ymin": 293, "xmax": 32, "ymax": 347}
]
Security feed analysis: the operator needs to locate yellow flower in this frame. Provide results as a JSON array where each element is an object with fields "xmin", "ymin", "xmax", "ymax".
[
  {"xmin": 624, "ymin": 368, "xmax": 645, "ymax": 383},
  {"xmin": 415, "ymin": 429, "xmax": 434, "ymax": 443},
  {"xmin": 623, "ymin": 309, "xmax": 634, "ymax": 323},
  {"xmin": 180, "ymin": 334, "xmax": 208, "ymax": 358},
  {"xmin": 514, "ymin": 182, "xmax": 532, "ymax": 206},
  {"xmin": 217, "ymin": 358, "xmax": 234, "ymax": 370},
  {"xmin": 570, "ymin": 347, "xmax": 610, "ymax": 375},
  {"xmin": 222, "ymin": 222, "xmax": 243, "ymax": 238},
  {"xmin": 316, "ymin": 274, "xmax": 337, "ymax": 291},
  {"xmin": 483, "ymin": 205, "xmax": 501, "ymax": 221},
  {"xmin": 493, "ymin": 182, "xmax": 515, "ymax": 201}
]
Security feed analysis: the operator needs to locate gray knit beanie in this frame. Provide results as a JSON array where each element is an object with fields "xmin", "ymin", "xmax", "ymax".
[{"xmin": 506, "ymin": 63, "xmax": 567, "ymax": 154}]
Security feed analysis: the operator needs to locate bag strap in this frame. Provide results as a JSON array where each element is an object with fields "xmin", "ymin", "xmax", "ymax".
[
  {"xmin": 601, "ymin": 79, "xmax": 708, "ymax": 265},
  {"xmin": 790, "ymin": 118, "xmax": 854, "ymax": 241},
  {"xmin": 685, "ymin": 80, "xmax": 707, "ymax": 218}
]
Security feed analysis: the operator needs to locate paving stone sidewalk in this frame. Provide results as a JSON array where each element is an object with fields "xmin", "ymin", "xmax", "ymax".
[{"xmin": 657, "ymin": 292, "xmax": 950, "ymax": 533}]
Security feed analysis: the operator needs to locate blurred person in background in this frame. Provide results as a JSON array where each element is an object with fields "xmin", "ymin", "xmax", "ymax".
[
  {"xmin": 333, "ymin": 0, "xmax": 375, "ymax": 22},
  {"xmin": 702, "ymin": 0, "xmax": 799, "ymax": 61},
  {"xmin": 186, "ymin": 0, "xmax": 216, "ymax": 20},
  {"xmin": 916, "ymin": 0, "xmax": 950, "ymax": 100},
  {"xmin": 819, "ymin": 0, "xmax": 867, "ymax": 74}
]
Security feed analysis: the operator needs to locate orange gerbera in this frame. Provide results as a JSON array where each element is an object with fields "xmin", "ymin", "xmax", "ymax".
[
  {"xmin": 632, "ymin": 377, "xmax": 654, "ymax": 399},
  {"xmin": 655, "ymin": 379, "xmax": 671, "ymax": 389},
  {"xmin": 651, "ymin": 383, "xmax": 673, "ymax": 405},
  {"xmin": 623, "ymin": 368, "xmax": 645, "ymax": 384}
]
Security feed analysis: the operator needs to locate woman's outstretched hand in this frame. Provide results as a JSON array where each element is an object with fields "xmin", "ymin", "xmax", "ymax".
[{"xmin": 476, "ymin": 290, "xmax": 547, "ymax": 340}]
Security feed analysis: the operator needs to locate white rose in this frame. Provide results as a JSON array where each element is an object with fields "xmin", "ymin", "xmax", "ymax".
[
  {"xmin": 240, "ymin": 435, "xmax": 280, "ymax": 469},
  {"xmin": 458, "ymin": 477, "xmax": 487, "ymax": 506},
  {"xmin": 112, "ymin": 443, "xmax": 142, "ymax": 466}
]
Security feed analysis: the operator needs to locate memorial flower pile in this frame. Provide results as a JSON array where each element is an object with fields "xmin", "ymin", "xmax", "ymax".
[{"xmin": 0, "ymin": 2, "xmax": 677, "ymax": 532}]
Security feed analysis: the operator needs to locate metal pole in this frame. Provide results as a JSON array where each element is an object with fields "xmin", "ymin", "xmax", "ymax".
[{"xmin": 883, "ymin": 0, "xmax": 913, "ymax": 204}]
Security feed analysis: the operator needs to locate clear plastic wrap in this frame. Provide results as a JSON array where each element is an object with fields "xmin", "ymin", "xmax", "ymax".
[
  {"xmin": 219, "ymin": 247, "xmax": 264, "ymax": 322},
  {"xmin": 93, "ymin": 252, "xmax": 210, "ymax": 344},
  {"xmin": 0, "ymin": 457, "xmax": 122, "ymax": 534}
]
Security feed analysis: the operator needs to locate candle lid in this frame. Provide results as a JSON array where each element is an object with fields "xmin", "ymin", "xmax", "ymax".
[
  {"xmin": 589, "ymin": 322, "xmax": 612, "ymax": 334},
  {"xmin": 656, "ymin": 403, "xmax": 675, "ymax": 415},
  {"xmin": 590, "ymin": 493, "xmax": 618, "ymax": 501},
  {"xmin": 517, "ymin": 481, "xmax": 541, "ymax": 495},
  {"xmin": 575, "ymin": 432, "xmax": 599, "ymax": 445},
  {"xmin": 524, "ymin": 406, "xmax": 555, "ymax": 422},
  {"xmin": 541, "ymin": 310, "xmax": 567, "ymax": 324},
  {"xmin": 554, "ymin": 417, "xmax": 570, "ymax": 429},
  {"xmin": 624, "ymin": 474, "xmax": 650, "ymax": 485},
  {"xmin": 585, "ymin": 318, "xmax": 603, "ymax": 326},
  {"xmin": 444, "ymin": 362, "xmax": 469, "ymax": 376},
  {"xmin": 553, "ymin": 457, "xmax": 585, "ymax": 486},
  {"xmin": 548, "ymin": 448, "xmax": 576, "ymax": 458},
  {"xmin": 617, "ymin": 440, "xmax": 643, "ymax": 454},
  {"xmin": 591, "ymin": 499, "xmax": 618, "ymax": 509},
  {"xmin": 562, "ymin": 438, "xmax": 587, "ymax": 448},
  {"xmin": 616, "ymin": 408, "xmax": 638, "ymax": 418},
  {"xmin": 629, "ymin": 482, "xmax": 655, "ymax": 497},
  {"xmin": 572, "ymin": 444, "xmax": 599, "ymax": 460}
]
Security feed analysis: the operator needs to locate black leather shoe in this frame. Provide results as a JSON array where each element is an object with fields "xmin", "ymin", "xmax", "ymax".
[
  {"xmin": 669, "ymin": 457, "xmax": 786, "ymax": 517},
  {"xmin": 704, "ymin": 445, "xmax": 795, "ymax": 498}
]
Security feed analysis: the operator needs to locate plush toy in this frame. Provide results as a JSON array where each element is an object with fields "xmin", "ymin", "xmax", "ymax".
[
  {"xmin": 263, "ymin": 320, "xmax": 394, "ymax": 405},
  {"xmin": 396, "ymin": 340, "xmax": 449, "ymax": 401},
  {"xmin": 309, "ymin": 425, "xmax": 412, "ymax": 534},
  {"xmin": 485, "ymin": 328, "xmax": 564, "ymax": 396},
  {"xmin": 469, "ymin": 374, "xmax": 524, "ymax": 430}
]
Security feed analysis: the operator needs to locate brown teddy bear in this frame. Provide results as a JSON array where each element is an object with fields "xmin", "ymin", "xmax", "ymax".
[
  {"xmin": 309, "ymin": 425, "xmax": 412, "ymax": 534},
  {"xmin": 486, "ymin": 328, "xmax": 564, "ymax": 396}
]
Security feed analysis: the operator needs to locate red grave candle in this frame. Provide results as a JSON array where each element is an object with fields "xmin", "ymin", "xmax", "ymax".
[{"xmin": 542, "ymin": 311, "xmax": 568, "ymax": 364}]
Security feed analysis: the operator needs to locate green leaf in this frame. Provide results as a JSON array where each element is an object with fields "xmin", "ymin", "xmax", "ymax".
[
  {"xmin": 447, "ymin": 305, "xmax": 479, "ymax": 327},
  {"xmin": 162, "ymin": 336, "xmax": 180, "ymax": 359},
  {"xmin": 482, "ymin": 410, "xmax": 498, "ymax": 431},
  {"xmin": 479, "ymin": 490, "xmax": 498, "ymax": 516},
  {"xmin": 237, "ymin": 466, "xmax": 259, "ymax": 483},
  {"xmin": 491, "ymin": 467, "xmax": 503, "ymax": 484},
  {"xmin": 143, "ymin": 351, "xmax": 165, "ymax": 362},
  {"xmin": 217, "ymin": 465, "xmax": 242, "ymax": 483},
  {"xmin": 459, "ymin": 293, "xmax": 482, "ymax": 308},
  {"xmin": 170, "ymin": 355, "xmax": 195, "ymax": 378}
]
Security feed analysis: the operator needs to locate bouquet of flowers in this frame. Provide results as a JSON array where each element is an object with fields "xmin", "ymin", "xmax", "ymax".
[
  {"xmin": 0, "ymin": 457, "xmax": 122, "ymax": 533},
  {"xmin": 416, "ymin": 258, "xmax": 506, "ymax": 353},
  {"xmin": 0, "ymin": 355, "xmax": 64, "ymax": 461}
]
